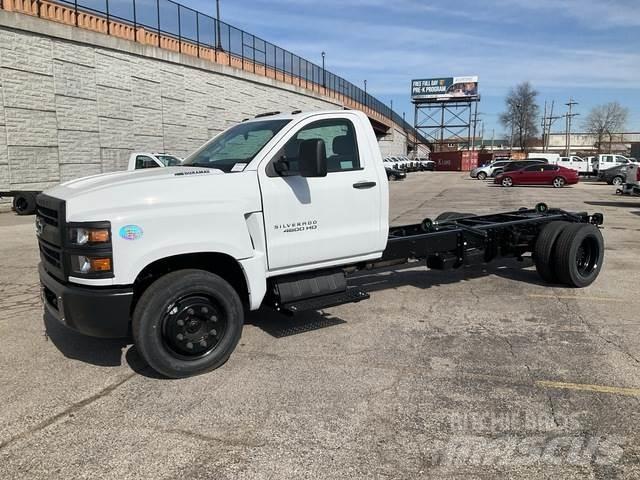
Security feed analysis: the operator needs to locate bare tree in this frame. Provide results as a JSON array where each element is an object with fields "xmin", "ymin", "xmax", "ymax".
[
  {"xmin": 499, "ymin": 82, "xmax": 540, "ymax": 152},
  {"xmin": 582, "ymin": 102, "xmax": 629, "ymax": 153}
]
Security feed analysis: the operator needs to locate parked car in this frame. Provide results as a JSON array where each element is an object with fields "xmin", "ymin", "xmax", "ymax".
[
  {"xmin": 492, "ymin": 159, "xmax": 548, "ymax": 177},
  {"xmin": 385, "ymin": 166, "xmax": 406, "ymax": 181},
  {"xmin": 528, "ymin": 153, "xmax": 560, "ymax": 163},
  {"xmin": 557, "ymin": 156, "xmax": 593, "ymax": 175},
  {"xmin": 598, "ymin": 164, "xmax": 629, "ymax": 186},
  {"xmin": 592, "ymin": 154, "xmax": 633, "ymax": 174},
  {"xmin": 383, "ymin": 157, "xmax": 399, "ymax": 170},
  {"xmin": 470, "ymin": 160, "xmax": 512, "ymax": 180},
  {"xmin": 495, "ymin": 164, "xmax": 579, "ymax": 187},
  {"xmin": 415, "ymin": 157, "xmax": 435, "ymax": 171},
  {"xmin": 127, "ymin": 152, "xmax": 183, "ymax": 170}
]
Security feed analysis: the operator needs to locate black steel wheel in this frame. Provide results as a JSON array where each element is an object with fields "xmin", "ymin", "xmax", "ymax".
[
  {"xmin": 133, "ymin": 269, "xmax": 244, "ymax": 378},
  {"xmin": 477, "ymin": 171, "xmax": 487, "ymax": 180},
  {"xmin": 161, "ymin": 294, "xmax": 227, "ymax": 359},
  {"xmin": 533, "ymin": 221, "xmax": 570, "ymax": 283},
  {"xmin": 552, "ymin": 224, "xmax": 604, "ymax": 287}
]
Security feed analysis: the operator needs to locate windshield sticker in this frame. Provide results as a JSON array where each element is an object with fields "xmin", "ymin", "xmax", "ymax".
[
  {"xmin": 119, "ymin": 225, "xmax": 143, "ymax": 240},
  {"xmin": 231, "ymin": 163, "xmax": 247, "ymax": 172}
]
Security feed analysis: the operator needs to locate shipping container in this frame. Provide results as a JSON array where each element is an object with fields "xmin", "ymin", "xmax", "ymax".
[{"xmin": 431, "ymin": 151, "xmax": 479, "ymax": 171}]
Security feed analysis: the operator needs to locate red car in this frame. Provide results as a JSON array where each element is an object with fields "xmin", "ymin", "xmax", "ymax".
[{"xmin": 494, "ymin": 164, "xmax": 579, "ymax": 188}]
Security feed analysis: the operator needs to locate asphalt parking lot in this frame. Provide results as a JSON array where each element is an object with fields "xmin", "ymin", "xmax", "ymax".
[{"xmin": 1, "ymin": 172, "xmax": 639, "ymax": 479}]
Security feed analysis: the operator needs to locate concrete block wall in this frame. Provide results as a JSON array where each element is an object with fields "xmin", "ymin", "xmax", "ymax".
[
  {"xmin": 378, "ymin": 126, "xmax": 409, "ymax": 158},
  {"xmin": 0, "ymin": 12, "xmax": 411, "ymax": 191}
]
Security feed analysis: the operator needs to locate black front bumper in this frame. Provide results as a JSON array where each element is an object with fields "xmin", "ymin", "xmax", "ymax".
[{"xmin": 39, "ymin": 263, "xmax": 133, "ymax": 338}]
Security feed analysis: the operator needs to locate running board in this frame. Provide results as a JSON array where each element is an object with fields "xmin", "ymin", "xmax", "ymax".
[{"xmin": 281, "ymin": 288, "xmax": 370, "ymax": 314}]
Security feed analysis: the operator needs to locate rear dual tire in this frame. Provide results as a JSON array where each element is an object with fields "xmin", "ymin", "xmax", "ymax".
[{"xmin": 534, "ymin": 222, "xmax": 604, "ymax": 287}]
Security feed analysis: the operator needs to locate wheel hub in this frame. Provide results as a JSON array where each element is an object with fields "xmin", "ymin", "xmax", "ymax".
[
  {"xmin": 575, "ymin": 237, "xmax": 598, "ymax": 276},
  {"xmin": 162, "ymin": 295, "xmax": 225, "ymax": 358}
]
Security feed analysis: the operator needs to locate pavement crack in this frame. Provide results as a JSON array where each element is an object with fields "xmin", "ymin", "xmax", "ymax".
[
  {"xmin": 0, "ymin": 372, "xmax": 136, "ymax": 451},
  {"xmin": 557, "ymin": 295, "xmax": 640, "ymax": 365}
]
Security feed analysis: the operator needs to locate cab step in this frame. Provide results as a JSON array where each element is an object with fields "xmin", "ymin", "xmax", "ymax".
[{"xmin": 281, "ymin": 288, "xmax": 370, "ymax": 314}]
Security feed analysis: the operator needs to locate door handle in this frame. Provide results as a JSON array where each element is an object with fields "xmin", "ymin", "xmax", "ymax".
[{"xmin": 353, "ymin": 181, "xmax": 376, "ymax": 189}]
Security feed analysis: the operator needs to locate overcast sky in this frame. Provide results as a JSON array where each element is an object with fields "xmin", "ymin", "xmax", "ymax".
[{"xmin": 187, "ymin": 0, "xmax": 640, "ymax": 137}]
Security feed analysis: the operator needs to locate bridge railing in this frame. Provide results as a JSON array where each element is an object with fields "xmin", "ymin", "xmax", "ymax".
[{"xmin": 1, "ymin": 0, "xmax": 428, "ymax": 146}]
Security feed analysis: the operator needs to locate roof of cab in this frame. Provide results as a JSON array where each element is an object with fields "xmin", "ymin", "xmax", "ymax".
[{"xmin": 242, "ymin": 109, "xmax": 354, "ymax": 123}]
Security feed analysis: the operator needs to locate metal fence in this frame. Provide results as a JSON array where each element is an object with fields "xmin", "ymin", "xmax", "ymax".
[{"xmin": 50, "ymin": 0, "xmax": 426, "ymax": 144}]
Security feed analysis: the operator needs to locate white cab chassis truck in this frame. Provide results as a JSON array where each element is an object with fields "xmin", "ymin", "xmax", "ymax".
[{"xmin": 36, "ymin": 110, "xmax": 606, "ymax": 378}]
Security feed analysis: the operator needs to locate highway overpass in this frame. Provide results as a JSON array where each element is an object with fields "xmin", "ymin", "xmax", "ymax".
[{"xmin": 0, "ymin": 2, "xmax": 429, "ymax": 191}]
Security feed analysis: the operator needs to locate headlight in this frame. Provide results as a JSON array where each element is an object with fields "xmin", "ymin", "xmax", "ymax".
[
  {"xmin": 70, "ymin": 255, "xmax": 112, "ymax": 275},
  {"xmin": 69, "ymin": 226, "xmax": 110, "ymax": 245}
]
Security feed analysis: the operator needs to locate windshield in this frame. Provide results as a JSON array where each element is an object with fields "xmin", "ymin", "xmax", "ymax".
[
  {"xmin": 156, "ymin": 155, "xmax": 182, "ymax": 166},
  {"xmin": 183, "ymin": 119, "xmax": 291, "ymax": 172}
]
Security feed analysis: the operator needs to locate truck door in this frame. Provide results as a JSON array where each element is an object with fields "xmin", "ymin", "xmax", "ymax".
[{"xmin": 258, "ymin": 116, "xmax": 382, "ymax": 271}]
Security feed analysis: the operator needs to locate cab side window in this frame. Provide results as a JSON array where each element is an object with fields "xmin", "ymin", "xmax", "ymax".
[
  {"xmin": 136, "ymin": 156, "xmax": 159, "ymax": 169},
  {"xmin": 273, "ymin": 119, "xmax": 360, "ymax": 176}
]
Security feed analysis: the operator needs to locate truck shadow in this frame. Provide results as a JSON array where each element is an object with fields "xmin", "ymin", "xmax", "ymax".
[
  {"xmin": 584, "ymin": 200, "xmax": 640, "ymax": 208},
  {"xmin": 43, "ymin": 312, "xmax": 130, "ymax": 368},
  {"xmin": 245, "ymin": 309, "xmax": 346, "ymax": 338},
  {"xmin": 43, "ymin": 258, "xmax": 547, "ymax": 377},
  {"xmin": 348, "ymin": 257, "xmax": 550, "ymax": 292}
]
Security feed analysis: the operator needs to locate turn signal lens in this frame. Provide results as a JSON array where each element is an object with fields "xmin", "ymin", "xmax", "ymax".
[
  {"xmin": 70, "ymin": 255, "xmax": 112, "ymax": 275},
  {"xmin": 90, "ymin": 257, "xmax": 112, "ymax": 272}
]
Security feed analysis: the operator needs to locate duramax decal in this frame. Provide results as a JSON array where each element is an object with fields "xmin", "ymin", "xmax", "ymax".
[
  {"xmin": 274, "ymin": 220, "xmax": 318, "ymax": 233},
  {"xmin": 174, "ymin": 170, "xmax": 210, "ymax": 176}
]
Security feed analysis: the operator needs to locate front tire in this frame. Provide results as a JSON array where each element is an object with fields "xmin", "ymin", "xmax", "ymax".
[
  {"xmin": 133, "ymin": 269, "xmax": 244, "ymax": 378},
  {"xmin": 501, "ymin": 176, "xmax": 513, "ymax": 187},
  {"xmin": 611, "ymin": 176, "xmax": 624, "ymax": 186},
  {"xmin": 477, "ymin": 171, "xmax": 487, "ymax": 180}
]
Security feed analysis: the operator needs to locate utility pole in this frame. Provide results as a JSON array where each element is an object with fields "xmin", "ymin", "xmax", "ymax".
[
  {"xmin": 542, "ymin": 100, "xmax": 547, "ymax": 150},
  {"xmin": 564, "ymin": 97, "xmax": 579, "ymax": 156}
]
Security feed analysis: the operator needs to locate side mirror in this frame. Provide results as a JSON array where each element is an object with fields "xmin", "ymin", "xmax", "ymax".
[{"xmin": 298, "ymin": 139, "xmax": 327, "ymax": 177}]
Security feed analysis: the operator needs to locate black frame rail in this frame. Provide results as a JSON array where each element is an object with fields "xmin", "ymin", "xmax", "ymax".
[{"xmin": 381, "ymin": 204, "xmax": 603, "ymax": 269}]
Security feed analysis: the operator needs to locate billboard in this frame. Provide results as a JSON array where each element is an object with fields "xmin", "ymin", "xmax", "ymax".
[{"xmin": 411, "ymin": 76, "xmax": 479, "ymax": 102}]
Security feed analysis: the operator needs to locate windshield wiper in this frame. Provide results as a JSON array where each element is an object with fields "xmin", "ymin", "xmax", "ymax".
[{"xmin": 182, "ymin": 162, "xmax": 215, "ymax": 168}]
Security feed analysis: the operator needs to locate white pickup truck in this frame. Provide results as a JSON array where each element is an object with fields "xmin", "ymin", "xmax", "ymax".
[
  {"xmin": 592, "ymin": 154, "xmax": 634, "ymax": 174},
  {"xmin": 557, "ymin": 156, "xmax": 593, "ymax": 175},
  {"xmin": 36, "ymin": 110, "xmax": 605, "ymax": 378}
]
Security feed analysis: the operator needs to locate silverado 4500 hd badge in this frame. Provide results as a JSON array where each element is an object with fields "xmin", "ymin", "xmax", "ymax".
[{"xmin": 274, "ymin": 220, "xmax": 318, "ymax": 233}]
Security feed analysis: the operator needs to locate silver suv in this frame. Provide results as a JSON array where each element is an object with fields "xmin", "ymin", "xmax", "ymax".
[{"xmin": 470, "ymin": 160, "xmax": 512, "ymax": 180}]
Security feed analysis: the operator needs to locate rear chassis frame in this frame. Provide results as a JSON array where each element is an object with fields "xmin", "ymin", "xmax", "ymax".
[{"xmin": 378, "ymin": 205, "xmax": 603, "ymax": 270}]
